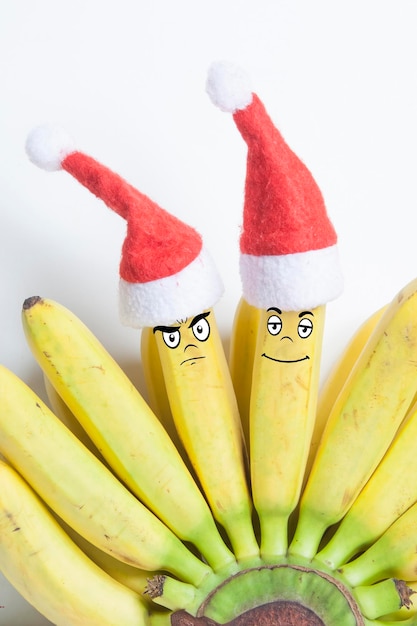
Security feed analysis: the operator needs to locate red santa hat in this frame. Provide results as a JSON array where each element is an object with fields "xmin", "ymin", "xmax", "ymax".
[
  {"xmin": 25, "ymin": 125, "xmax": 223, "ymax": 328},
  {"xmin": 206, "ymin": 61, "xmax": 343, "ymax": 311}
]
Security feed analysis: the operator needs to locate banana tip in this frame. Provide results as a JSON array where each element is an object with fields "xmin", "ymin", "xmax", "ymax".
[{"xmin": 23, "ymin": 296, "xmax": 43, "ymax": 311}]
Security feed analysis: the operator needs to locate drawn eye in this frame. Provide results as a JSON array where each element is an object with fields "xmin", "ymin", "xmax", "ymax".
[
  {"xmin": 191, "ymin": 317, "xmax": 210, "ymax": 342},
  {"xmin": 162, "ymin": 330, "xmax": 181, "ymax": 349},
  {"xmin": 267, "ymin": 314, "xmax": 282, "ymax": 336},
  {"xmin": 298, "ymin": 317, "xmax": 313, "ymax": 338}
]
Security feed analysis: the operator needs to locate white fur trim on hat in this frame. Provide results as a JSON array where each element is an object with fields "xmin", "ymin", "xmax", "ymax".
[
  {"xmin": 206, "ymin": 61, "xmax": 253, "ymax": 113},
  {"xmin": 240, "ymin": 245, "xmax": 344, "ymax": 311},
  {"xmin": 25, "ymin": 124, "xmax": 75, "ymax": 171},
  {"xmin": 119, "ymin": 246, "xmax": 224, "ymax": 328}
]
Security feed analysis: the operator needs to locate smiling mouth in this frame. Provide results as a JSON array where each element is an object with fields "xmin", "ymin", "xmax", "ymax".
[
  {"xmin": 261, "ymin": 353, "xmax": 310, "ymax": 363},
  {"xmin": 180, "ymin": 356, "xmax": 206, "ymax": 366}
]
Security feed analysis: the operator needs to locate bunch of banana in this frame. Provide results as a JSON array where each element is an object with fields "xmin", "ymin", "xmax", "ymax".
[{"xmin": 2, "ymin": 276, "xmax": 417, "ymax": 625}]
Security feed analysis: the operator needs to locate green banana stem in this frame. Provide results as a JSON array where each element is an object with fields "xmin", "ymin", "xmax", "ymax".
[
  {"xmin": 353, "ymin": 578, "xmax": 415, "ymax": 620},
  {"xmin": 145, "ymin": 575, "xmax": 206, "ymax": 614}
]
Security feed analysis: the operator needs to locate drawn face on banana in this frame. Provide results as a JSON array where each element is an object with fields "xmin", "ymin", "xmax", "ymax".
[
  {"xmin": 153, "ymin": 311, "xmax": 212, "ymax": 368},
  {"xmin": 259, "ymin": 307, "xmax": 320, "ymax": 364}
]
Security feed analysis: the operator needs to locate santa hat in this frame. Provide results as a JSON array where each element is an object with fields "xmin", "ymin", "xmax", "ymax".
[
  {"xmin": 206, "ymin": 61, "xmax": 343, "ymax": 311},
  {"xmin": 25, "ymin": 125, "xmax": 223, "ymax": 328}
]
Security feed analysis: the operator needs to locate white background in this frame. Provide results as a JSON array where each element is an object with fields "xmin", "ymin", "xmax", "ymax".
[{"xmin": 1, "ymin": 1, "xmax": 417, "ymax": 623}]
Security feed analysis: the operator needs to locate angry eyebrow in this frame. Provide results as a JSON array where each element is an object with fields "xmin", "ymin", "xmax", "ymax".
[
  {"xmin": 267, "ymin": 307, "xmax": 282, "ymax": 314},
  {"xmin": 153, "ymin": 324, "xmax": 180, "ymax": 334},
  {"xmin": 299, "ymin": 311, "xmax": 314, "ymax": 317},
  {"xmin": 188, "ymin": 311, "xmax": 210, "ymax": 328}
]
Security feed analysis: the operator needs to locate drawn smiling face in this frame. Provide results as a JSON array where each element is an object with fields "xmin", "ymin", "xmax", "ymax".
[
  {"xmin": 153, "ymin": 312, "xmax": 211, "ymax": 367},
  {"xmin": 261, "ymin": 307, "xmax": 315, "ymax": 364}
]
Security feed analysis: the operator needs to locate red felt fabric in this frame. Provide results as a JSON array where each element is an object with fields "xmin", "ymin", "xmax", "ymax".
[
  {"xmin": 63, "ymin": 152, "xmax": 202, "ymax": 283},
  {"xmin": 234, "ymin": 94, "xmax": 337, "ymax": 257}
]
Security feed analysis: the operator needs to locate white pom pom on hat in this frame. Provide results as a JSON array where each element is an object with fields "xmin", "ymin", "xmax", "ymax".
[
  {"xmin": 25, "ymin": 125, "xmax": 75, "ymax": 172},
  {"xmin": 207, "ymin": 61, "xmax": 344, "ymax": 311},
  {"xmin": 206, "ymin": 61, "xmax": 253, "ymax": 113},
  {"xmin": 25, "ymin": 125, "xmax": 224, "ymax": 328}
]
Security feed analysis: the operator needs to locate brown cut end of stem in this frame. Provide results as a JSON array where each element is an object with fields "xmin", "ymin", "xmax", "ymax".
[
  {"xmin": 171, "ymin": 601, "xmax": 326, "ymax": 626},
  {"xmin": 145, "ymin": 574, "xmax": 167, "ymax": 599},
  {"xmin": 395, "ymin": 578, "xmax": 416, "ymax": 609}
]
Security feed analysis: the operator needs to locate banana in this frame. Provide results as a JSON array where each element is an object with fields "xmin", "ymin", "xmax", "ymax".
[
  {"xmin": 363, "ymin": 618, "xmax": 417, "ymax": 626},
  {"xmin": 306, "ymin": 305, "xmax": 387, "ymax": 477},
  {"xmin": 43, "ymin": 372, "xmax": 105, "ymax": 460},
  {"xmin": 249, "ymin": 305, "xmax": 326, "ymax": 557},
  {"xmin": 151, "ymin": 307, "xmax": 260, "ymax": 561},
  {"xmin": 0, "ymin": 458, "xmax": 157, "ymax": 626},
  {"xmin": 339, "ymin": 499, "xmax": 417, "ymax": 587},
  {"xmin": 140, "ymin": 325, "xmax": 190, "ymax": 465},
  {"xmin": 22, "ymin": 295, "xmax": 235, "ymax": 572},
  {"xmin": 290, "ymin": 277, "xmax": 417, "ymax": 559},
  {"xmin": 228, "ymin": 296, "xmax": 261, "ymax": 452},
  {"xmin": 316, "ymin": 397, "xmax": 417, "ymax": 569},
  {"xmin": 55, "ymin": 516, "xmax": 157, "ymax": 600},
  {"xmin": 0, "ymin": 364, "xmax": 212, "ymax": 586}
]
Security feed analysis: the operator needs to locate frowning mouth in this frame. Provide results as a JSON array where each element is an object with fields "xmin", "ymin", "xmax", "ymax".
[
  {"xmin": 261, "ymin": 353, "xmax": 310, "ymax": 363},
  {"xmin": 180, "ymin": 356, "xmax": 206, "ymax": 366}
]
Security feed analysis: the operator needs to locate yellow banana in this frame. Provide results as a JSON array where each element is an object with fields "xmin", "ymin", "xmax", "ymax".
[
  {"xmin": 22, "ymin": 295, "xmax": 235, "ymax": 572},
  {"xmin": 364, "ymin": 618, "xmax": 417, "ymax": 626},
  {"xmin": 339, "ymin": 499, "xmax": 417, "ymax": 587},
  {"xmin": 55, "ymin": 515, "xmax": 157, "ymax": 600},
  {"xmin": 228, "ymin": 296, "xmax": 261, "ymax": 452},
  {"xmin": 140, "ymin": 325, "xmax": 173, "ymax": 424},
  {"xmin": 43, "ymin": 372, "xmax": 104, "ymax": 460},
  {"xmin": 363, "ymin": 617, "xmax": 417, "ymax": 626},
  {"xmin": 0, "ymin": 364, "xmax": 211, "ymax": 586},
  {"xmin": 151, "ymin": 307, "xmax": 260, "ymax": 561},
  {"xmin": 316, "ymin": 397, "xmax": 417, "ymax": 569},
  {"xmin": 140, "ymin": 325, "xmax": 190, "ymax": 465},
  {"xmin": 249, "ymin": 305, "xmax": 326, "ymax": 557},
  {"xmin": 306, "ymin": 304, "xmax": 387, "ymax": 477},
  {"xmin": 290, "ymin": 277, "xmax": 417, "ymax": 559},
  {"xmin": 0, "ymin": 458, "xmax": 157, "ymax": 626}
]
